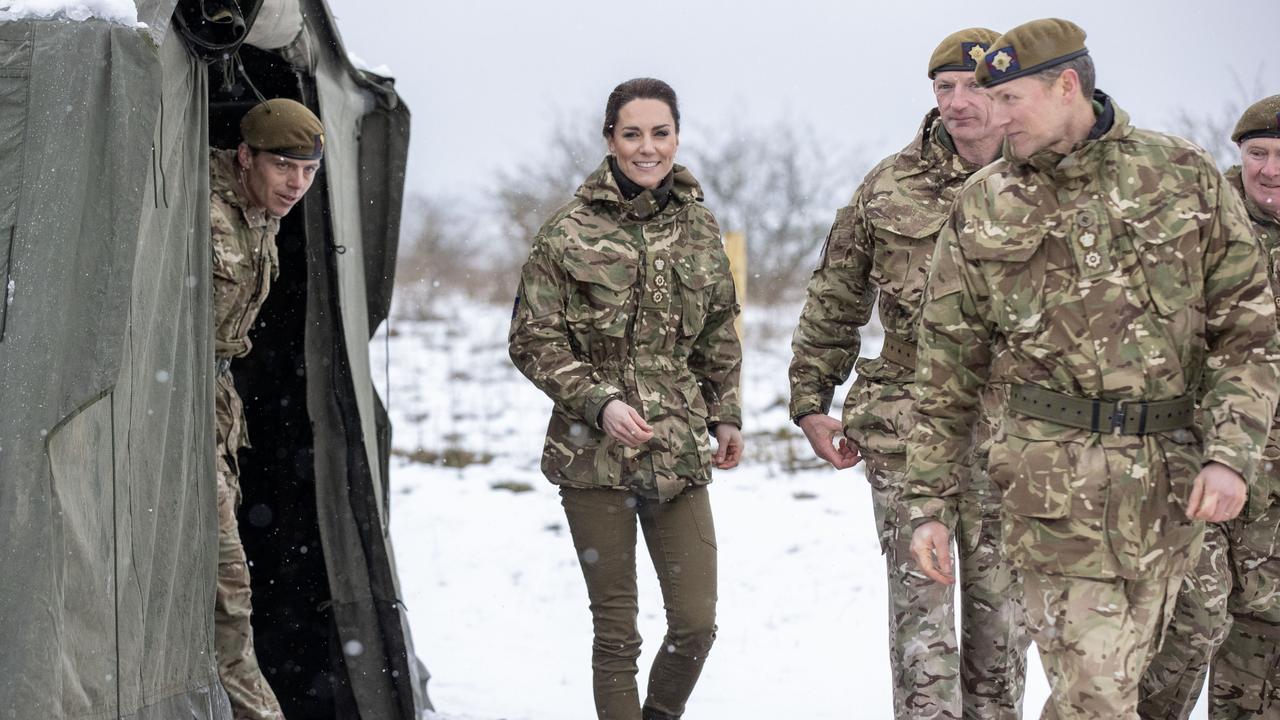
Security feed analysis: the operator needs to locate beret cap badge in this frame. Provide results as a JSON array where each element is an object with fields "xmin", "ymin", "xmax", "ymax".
[
  {"xmin": 928, "ymin": 27, "xmax": 1001, "ymax": 78},
  {"xmin": 989, "ymin": 49, "xmax": 1017, "ymax": 73},
  {"xmin": 975, "ymin": 18, "xmax": 1088, "ymax": 87}
]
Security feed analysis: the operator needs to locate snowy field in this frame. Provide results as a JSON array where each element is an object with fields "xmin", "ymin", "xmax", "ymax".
[{"xmin": 372, "ymin": 299, "xmax": 1209, "ymax": 719}]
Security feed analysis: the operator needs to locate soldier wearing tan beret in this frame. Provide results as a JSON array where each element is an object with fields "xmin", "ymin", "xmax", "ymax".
[
  {"xmin": 789, "ymin": 27, "xmax": 1029, "ymax": 720},
  {"xmin": 210, "ymin": 98, "xmax": 324, "ymax": 720},
  {"xmin": 903, "ymin": 18, "xmax": 1280, "ymax": 720}
]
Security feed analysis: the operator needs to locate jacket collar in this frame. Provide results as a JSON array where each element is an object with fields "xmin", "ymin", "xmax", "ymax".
[
  {"xmin": 1010, "ymin": 89, "xmax": 1129, "ymax": 178},
  {"xmin": 576, "ymin": 157, "xmax": 704, "ymax": 221},
  {"xmin": 1227, "ymin": 165, "xmax": 1280, "ymax": 228},
  {"xmin": 210, "ymin": 148, "xmax": 278, "ymax": 230},
  {"xmin": 893, "ymin": 109, "xmax": 984, "ymax": 181}
]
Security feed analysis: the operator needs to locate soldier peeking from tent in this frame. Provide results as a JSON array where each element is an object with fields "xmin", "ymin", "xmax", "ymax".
[{"xmin": 211, "ymin": 98, "xmax": 324, "ymax": 720}]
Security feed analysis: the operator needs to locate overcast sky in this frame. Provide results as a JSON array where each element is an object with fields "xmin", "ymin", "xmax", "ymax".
[{"xmin": 324, "ymin": 0, "xmax": 1276, "ymax": 202}]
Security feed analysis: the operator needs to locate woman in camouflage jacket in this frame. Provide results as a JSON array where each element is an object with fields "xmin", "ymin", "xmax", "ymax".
[{"xmin": 509, "ymin": 78, "xmax": 743, "ymax": 720}]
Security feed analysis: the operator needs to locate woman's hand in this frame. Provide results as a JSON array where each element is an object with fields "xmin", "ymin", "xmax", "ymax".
[
  {"xmin": 601, "ymin": 399, "xmax": 654, "ymax": 448},
  {"xmin": 712, "ymin": 424, "xmax": 743, "ymax": 469}
]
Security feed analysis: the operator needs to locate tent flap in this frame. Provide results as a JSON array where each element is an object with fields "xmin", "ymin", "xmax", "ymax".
[{"xmin": 0, "ymin": 17, "xmax": 225, "ymax": 719}]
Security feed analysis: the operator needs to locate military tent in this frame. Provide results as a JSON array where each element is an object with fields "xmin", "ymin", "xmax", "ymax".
[{"xmin": 0, "ymin": 0, "xmax": 426, "ymax": 717}]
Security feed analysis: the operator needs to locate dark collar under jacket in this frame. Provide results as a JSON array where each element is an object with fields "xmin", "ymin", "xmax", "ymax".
[
  {"xmin": 1087, "ymin": 89, "xmax": 1116, "ymax": 141},
  {"xmin": 608, "ymin": 155, "xmax": 675, "ymax": 218}
]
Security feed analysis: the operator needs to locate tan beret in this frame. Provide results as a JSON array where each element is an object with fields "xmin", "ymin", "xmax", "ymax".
[
  {"xmin": 976, "ymin": 18, "xmax": 1089, "ymax": 88},
  {"xmin": 1233, "ymin": 95, "xmax": 1280, "ymax": 144},
  {"xmin": 240, "ymin": 98, "xmax": 325, "ymax": 160},
  {"xmin": 928, "ymin": 27, "xmax": 1001, "ymax": 79}
]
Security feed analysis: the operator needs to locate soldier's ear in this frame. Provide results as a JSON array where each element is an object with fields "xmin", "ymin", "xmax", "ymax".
[
  {"xmin": 236, "ymin": 142, "xmax": 253, "ymax": 171},
  {"xmin": 1057, "ymin": 69, "xmax": 1080, "ymax": 103}
]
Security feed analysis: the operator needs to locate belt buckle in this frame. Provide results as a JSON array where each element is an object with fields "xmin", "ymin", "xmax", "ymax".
[
  {"xmin": 1109, "ymin": 399, "xmax": 1151, "ymax": 435},
  {"xmin": 1108, "ymin": 400, "xmax": 1129, "ymax": 435},
  {"xmin": 216, "ymin": 357, "xmax": 231, "ymax": 375}
]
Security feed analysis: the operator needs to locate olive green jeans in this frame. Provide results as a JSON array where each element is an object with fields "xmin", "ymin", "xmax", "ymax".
[{"xmin": 559, "ymin": 484, "xmax": 718, "ymax": 720}]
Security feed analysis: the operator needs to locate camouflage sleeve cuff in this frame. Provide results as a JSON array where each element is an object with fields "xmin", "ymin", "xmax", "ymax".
[
  {"xmin": 707, "ymin": 405, "xmax": 742, "ymax": 431},
  {"xmin": 905, "ymin": 495, "xmax": 956, "ymax": 532},
  {"xmin": 1203, "ymin": 446, "xmax": 1258, "ymax": 486},
  {"xmin": 789, "ymin": 397, "xmax": 828, "ymax": 426},
  {"xmin": 584, "ymin": 386, "xmax": 625, "ymax": 430}
]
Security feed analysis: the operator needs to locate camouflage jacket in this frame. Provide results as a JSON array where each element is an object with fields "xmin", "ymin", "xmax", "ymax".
[
  {"xmin": 788, "ymin": 110, "xmax": 1005, "ymax": 466},
  {"xmin": 211, "ymin": 148, "xmax": 280, "ymax": 360},
  {"xmin": 789, "ymin": 110, "xmax": 984, "ymax": 423},
  {"xmin": 509, "ymin": 159, "xmax": 742, "ymax": 501},
  {"xmin": 904, "ymin": 99, "xmax": 1280, "ymax": 579},
  {"xmin": 210, "ymin": 148, "xmax": 280, "ymax": 454},
  {"xmin": 1228, "ymin": 165, "xmax": 1280, "ymax": 514}
]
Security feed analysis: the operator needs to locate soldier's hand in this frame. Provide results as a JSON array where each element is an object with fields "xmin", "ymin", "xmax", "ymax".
[
  {"xmin": 797, "ymin": 413, "xmax": 861, "ymax": 469},
  {"xmin": 712, "ymin": 424, "xmax": 743, "ymax": 470},
  {"xmin": 601, "ymin": 400, "xmax": 654, "ymax": 448},
  {"xmin": 910, "ymin": 521, "xmax": 955, "ymax": 585},
  {"xmin": 1187, "ymin": 461, "xmax": 1248, "ymax": 523}
]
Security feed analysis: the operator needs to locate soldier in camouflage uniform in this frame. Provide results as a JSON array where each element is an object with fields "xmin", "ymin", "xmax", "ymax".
[
  {"xmin": 788, "ymin": 27, "xmax": 1029, "ymax": 720},
  {"xmin": 1140, "ymin": 95, "xmax": 1280, "ymax": 720},
  {"xmin": 212, "ymin": 98, "xmax": 324, "ymax": 720},
  {"xmin": 903, "ymin": 19, "xmax": 1280, "ymax": 720},
  {"xmin": 508, "ymin": 78, "xmax": 742, "ymax": 720}
]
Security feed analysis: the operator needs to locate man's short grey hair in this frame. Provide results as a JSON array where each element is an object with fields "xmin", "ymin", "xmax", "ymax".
[{"xmin": 1033, "ymin": 55, "xmax": 1096, "ymax": 99}]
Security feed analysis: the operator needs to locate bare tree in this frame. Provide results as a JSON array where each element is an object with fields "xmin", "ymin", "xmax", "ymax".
[
  {"xmin": 1169, "ymin": 65, "xmax": 1268, "ymax": 169},
  {"xmin": 485, "ymin": 112, "xmax": 603, "ymax": 302},
  {"xmin": 688, "ymin": 119, "xmax": 860, "ymax": 304},
  {"xmin": 394, "ymin": 193, "xmax": 477, "ymax": 319}
]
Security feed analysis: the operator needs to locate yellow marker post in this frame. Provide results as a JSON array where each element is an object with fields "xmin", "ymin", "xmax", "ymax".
[{"xmin": 723, "ymin": 231, "xmax": 746, "ymax": 342}]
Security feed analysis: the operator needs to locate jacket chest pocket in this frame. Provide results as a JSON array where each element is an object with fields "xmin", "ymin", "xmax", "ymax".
[
  {"xmin": 1123, "ymin": 199, "xmax": 1208, "ymax": 317},
  {"xmin": 867, "ymin": 211, "xmax": 945, "ymax": 324},
  {"xmin": 967, "ymin": 220, "xmax": 1049, "ymax": 338},
  {"xmin": 673, "ymin": 255, "xmax": 715, "ymax": 338},
  {"xmin": 563, "ymin": 248, "xmax": 636, "ymax": 338}
]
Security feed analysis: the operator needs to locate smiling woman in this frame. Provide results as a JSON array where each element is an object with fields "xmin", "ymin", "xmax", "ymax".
[
  {"xmin": 603, "ymin": 79, "xmax": 680, "ymax": 191},
  {"xmin": 508, "ymin": 77, "xmax": 744, "ymax": 720}
]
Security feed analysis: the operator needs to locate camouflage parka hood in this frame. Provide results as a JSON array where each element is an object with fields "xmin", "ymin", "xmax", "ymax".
[
  {"xmin": 510, "ymin": 157, "xmax": 742, "ymax": 501},
  {"xmin": 575, "ymin": 157, "xmax": 704, "ymax": 221}
]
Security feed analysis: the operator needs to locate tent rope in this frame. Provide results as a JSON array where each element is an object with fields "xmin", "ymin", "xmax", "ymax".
[{"xmin": 235, "ymin": 53, "xmax": 268, "ymax": 105}]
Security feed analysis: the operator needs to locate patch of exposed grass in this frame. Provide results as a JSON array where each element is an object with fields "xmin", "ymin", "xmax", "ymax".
[
  {"xmin": 490, "ymin": 480, "xmax": 536, "ymax": 494},
  {"xmin": 393, "ymin": 446, "xmax": 496, "ymax": 468}
]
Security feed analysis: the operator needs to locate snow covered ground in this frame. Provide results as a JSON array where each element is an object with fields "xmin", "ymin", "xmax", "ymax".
[{"xmin": 373, "ymin": 298, "xmax": 1209, "ymax": 719}]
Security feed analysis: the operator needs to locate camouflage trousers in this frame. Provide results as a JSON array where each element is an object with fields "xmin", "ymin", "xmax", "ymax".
[
  {"xmin": 1024, "ymin": 570, "xmax": 1183, "ymax": 720},
  {"xmin": 1139, "ymin": 505, "xmax": 1280, "ymax": 719},
  {"xmin": 868, "ymin": 452, "xmax": 1029, "ymax": 720},
  {"xmin": 215, "ymin": 379, "xmax": 284, "ymax": 720}
]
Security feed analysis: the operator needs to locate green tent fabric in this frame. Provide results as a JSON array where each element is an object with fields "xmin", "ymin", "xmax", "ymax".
[{"xmin": 0, "ymin": 2, "xmax": 423, "ymax": 718}]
